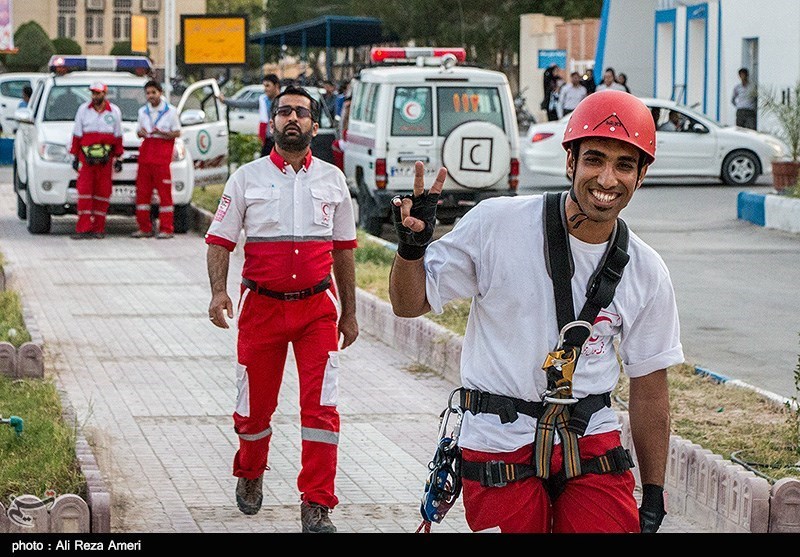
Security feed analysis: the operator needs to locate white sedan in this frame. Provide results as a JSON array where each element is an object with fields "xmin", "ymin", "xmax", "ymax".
[{"xmin": 521, "ymin": 97, "xmax": 789, "ymax": 185}]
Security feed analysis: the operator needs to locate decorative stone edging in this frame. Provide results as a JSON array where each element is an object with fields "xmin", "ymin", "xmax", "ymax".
[{"xmin": 0, "ymin": 260, "xmax": 111, "ymax": 533}]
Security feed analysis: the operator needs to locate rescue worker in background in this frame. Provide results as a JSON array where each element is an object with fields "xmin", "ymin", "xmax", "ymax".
[
  {"xmin": 131, "ymin": 80, "xmax": 181, "ymax": 239},
  {"xmin": 205, "ymin": 85, "xmax": 358, "ymax": 533},
  {"xmin": 70, "ymin": 81, "xmax": 124, "ymax": 239},
  {"xmin": 388, "ymin": 90, "xmax": 684, "ymax": 533},
  {"xmin": 259, "ymin": 73, "xmax": 281, "ymax": 157}
]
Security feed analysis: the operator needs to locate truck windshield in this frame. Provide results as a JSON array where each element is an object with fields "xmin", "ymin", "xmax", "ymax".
[{"xmin": 43, "ymin": 85, "xmax": 146, "ymax": 122}]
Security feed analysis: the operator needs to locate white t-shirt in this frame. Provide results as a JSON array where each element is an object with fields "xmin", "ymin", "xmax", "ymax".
[
  {"xmin": 596, "ymin": 82, "xmax": 627, "ymax": 92},
  {"xmin": 424, "ymin": 195, "xmax": 684, "ymax": 452}
]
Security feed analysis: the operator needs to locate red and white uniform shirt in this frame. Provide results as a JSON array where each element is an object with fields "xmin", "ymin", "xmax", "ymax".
[
  {"xmin": 205, "ymin": 150, "xmax": 357, "ymax": 291},
  {"xmin": 136, "ymin": 99, "xmax": 180, "ymax": 165},
  {"xmin": 423, "ymin": 195, "xmax": 684, "ymax": 453},
  {"xmin": 70, "ymin": 101, "xmax": 124, "ymax": 161}
]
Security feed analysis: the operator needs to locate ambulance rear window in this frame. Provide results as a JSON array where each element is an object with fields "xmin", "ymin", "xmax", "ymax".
[
  {"xmin": 391, "ymin": 86, "xmax": 432, "ymax": 136},
  {"xmin": 437, "ymin": 86, "xmax": 505, "ymax": 136}
]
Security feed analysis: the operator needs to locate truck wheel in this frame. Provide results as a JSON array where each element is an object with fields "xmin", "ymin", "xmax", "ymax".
[
  {"xmin": 26, "ymin": 188, "xmax": 51, "ymax": 234},
  {"xmin": 362, "ymin": 216, "xmax": 384, "ymax": 237},
  {"xmin": 356, "ymin": 178, "xmax": 385, "ymax": 237},
  {"xmin": 173, "ymin": 204, "xmax": 191, "ymax": 234},
  {"xmin": 437, "ymin": 217, "xmax": 456, "ymax": 226}
]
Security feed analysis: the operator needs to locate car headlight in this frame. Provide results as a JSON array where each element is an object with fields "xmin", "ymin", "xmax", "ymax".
[
  {"xmin": 38, "ymin": 143, "xmax": 70, "ymax": 162},
  {"xmin": 767, "ymin": 139, "xmax": 789, "ymax": 159},
  {"xmin": 172, "ymin": 138, "xmax": 186, "ymax": 162}
]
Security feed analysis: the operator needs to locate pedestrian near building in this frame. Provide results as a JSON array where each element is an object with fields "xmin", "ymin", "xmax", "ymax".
[
  {"xmin": 617, "ymin": 73, "xmax": 631, "ymax": 94},
  {"xmin": 132, "ymin": 80, "xmax": 181, "ymax": 239},
  {"xmin": 259, "ymin": 73, "xmax": 281, "ymax": 157},
  {"xmin": 596, "ymin": 67, "xmax": 627, "ymax": 92},
  {"xmin": 732, "ymin": 68, "xmax": 757, "ymax": 130},
  {"xmin": 388, "ymin": 89, "xmax": 684, "ymax": 534},
  {"xmin": 580, "ymin": 68, "xmax": 596, "ymax": 95},
  {"xmin": 69, "ymin": 82, "xmax": 124, "ymax": 240},
  {"xmin": 205, "ymin": 85, "xmax": 359, "ymax": 534},
  {"xmin": 559, "ymin": 72, "xmax": 588, "ymax": 117},
  {"xmin": 321, "ymin": 79, "xmax": 337, "ymax": 118}
]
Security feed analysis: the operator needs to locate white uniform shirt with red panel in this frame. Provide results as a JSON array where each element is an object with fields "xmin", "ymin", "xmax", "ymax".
[
  {"xmin": 258, "ymin": 93, "xmax": 272, "ymax": 143},
  {"xmin": 423, "ymin": 195, "xmax": 684, "ymax": 453},
  {"xmin": 205, "ymin": 150, "xmax": 357, "ymax": 292},
  {"xmin": 70, "ymin": 101, "xmax": 124, "ymax": 160},
  {"xmin": 136, "ymin": 99, "xmax": 181, "ymax": 165}
]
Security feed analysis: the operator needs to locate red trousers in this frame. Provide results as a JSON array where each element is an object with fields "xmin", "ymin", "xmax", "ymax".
[
  {"xmin": 461, "ymin": 430, "xmax": 640, "ymax": 533},
  {"xmin": 135, "ymin": 162, "xmax": 173, "ymax": 234},
  {"xmin": 233, "ymin": 283, "xmax": 341, "ymax": 509},
  {"xmin": 75, "ymin": 162, "xmax": 113, "ymax": 234}
]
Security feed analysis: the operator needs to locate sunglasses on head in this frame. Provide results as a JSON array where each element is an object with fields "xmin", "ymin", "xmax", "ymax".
[{"xmin": 275, "ymin": 105, "xmax": 313, "ymax": 119}]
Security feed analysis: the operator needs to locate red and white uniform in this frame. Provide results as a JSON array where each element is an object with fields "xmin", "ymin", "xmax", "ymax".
[
  {"xmin": 205, "ymin": 150, "xmax": 357, "ymax": 509},
  {"xmin": 257, "ymin": 93, "xmax": 272, "ymax": 144},
  {"xmin": 70, "ymin": 101, "xmax": 123, "ymax": 234},
  {"xmin": 135, "ymin": 100, "xmax": 180, "ymax": 234},
  {"xmin": 423, "ymin": 195, "xmax": 684, "ymax": 532}
]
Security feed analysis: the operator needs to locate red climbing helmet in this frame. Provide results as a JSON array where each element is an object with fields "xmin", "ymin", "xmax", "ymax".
[{"xmin": 561, "ymin": 89, "xmax": 656, "ymax": 164}]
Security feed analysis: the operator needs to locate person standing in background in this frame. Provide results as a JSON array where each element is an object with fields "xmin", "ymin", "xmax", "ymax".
[
  {"xmin": 132, "ymin": 80, "xmax": 181, "ymax": 239},
  {"xmin": 732, "ymin": 68, "xmax": 757, "ymax": 130},
  {"xmin": 18, "ymin": 85, "xmax": 32, "ymax": 108},
  {"xmin": 259, "ymin": 73, "xmax": 281, "ymax": 157},
  {"xmin": 617, "ymin": 73, "xmax": 631, "ymax": 94},
  {"xmin": 596, "ymin": 68, "xmax": 627, "ymax": 92},
  {"xmin": 559, "ymin": 72, "xmax": 588, "ymax": 117}
]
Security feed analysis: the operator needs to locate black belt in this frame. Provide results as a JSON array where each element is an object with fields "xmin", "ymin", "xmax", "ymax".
[{"xmin": 242, "ymin": 275, "xmax": 331, "ymax": 301}]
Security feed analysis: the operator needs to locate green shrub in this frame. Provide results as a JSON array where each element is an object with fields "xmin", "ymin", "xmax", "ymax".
[
  {"xmin": 228, "ymin": 133, "xmax": 262, "ymax": 167},
  {"xmin": 52, "ymin": 37, "xmax": 81, "ymax": 55}
]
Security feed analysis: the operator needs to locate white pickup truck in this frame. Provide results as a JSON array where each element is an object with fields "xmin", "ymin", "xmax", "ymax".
[{"xmin": 13, "ymin": 55, "xmax": 230, "ymax": 234}]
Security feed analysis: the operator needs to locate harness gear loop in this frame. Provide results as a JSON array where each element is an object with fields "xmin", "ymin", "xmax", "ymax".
[{"xmin": 417, "ymin": 389, "xmax": 463, "ymax": 533}]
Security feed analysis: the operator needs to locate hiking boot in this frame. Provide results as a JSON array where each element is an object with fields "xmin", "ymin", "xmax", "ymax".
[
  {"xmin": 130, "ymin": 230, "xmax": 154, "ymax": 238},
  {"xmin": 235, "ymin": 475, "xmax": 263, "ymax": 515},
  {"xmin": 156, "ymin": 232, "xmax": 174, "ymax": 239},
  {"xmin": 300, "ymin": 501, "xmax": 336, "ymax": 533}
]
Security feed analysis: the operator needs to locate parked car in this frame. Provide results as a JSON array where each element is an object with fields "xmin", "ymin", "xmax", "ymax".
[
  {"xmin": 341, "ymin": 47, "xmax": 521, "ymax": 236},
  {"xmin": 521, "ymin": 96, "xmax": 790, "ymax": 185},
  {"xmin": 224, "ymin": 83, "xmax": 337, "ymax": 164},
  {"xmin": 0, "ymin": 72, "xmax": 47, "ymax": 135},
  {"xmin": 13, "ymin": 55, "xmax": 229, "ymax": 235}
]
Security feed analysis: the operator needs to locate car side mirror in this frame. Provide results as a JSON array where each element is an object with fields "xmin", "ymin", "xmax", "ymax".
[
  {"xmin": 180, "ymin": 109, "xmax": 206, "ymax": 126},
  {"xmin": 691, "ymin": 123, "xmax": 708, "ymax": 134},
  {"xmin": 13, "ymin": 107, "xmax": 33, "ymax": 124}
]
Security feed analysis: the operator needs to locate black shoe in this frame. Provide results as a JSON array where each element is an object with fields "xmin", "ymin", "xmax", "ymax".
[
  {"xmin": 93, "ymin": 233, "xmax": 106, "ymax": 239},
  {"xmin": 70, "ymin": 233, "xmax": 92, "ymax": 240},
  {"xmin": 300, "ymin": 501, "xmax": 336, "ymax": 533},
  {"xmin": 235, "ymin": 476, "xmax": 263, "ymax": 515}
]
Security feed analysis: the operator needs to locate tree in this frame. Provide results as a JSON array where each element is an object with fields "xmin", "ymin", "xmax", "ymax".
[
  {"xmin": 52, "ymin": 37, "xmax": 81, "ymax": 55},
  {"xmin": 5, "ymin": 21, "xmax": 55, "ymax": 72}
]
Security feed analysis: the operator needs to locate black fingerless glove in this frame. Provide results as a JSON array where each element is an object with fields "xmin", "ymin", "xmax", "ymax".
[
  {"xmin": 72, "ymin": 159, "xmax": 79, "ymax": 172},
  {"xmin": 391, "ymin": 191, "xmax": 440, "ymax": 260},
  {"xmin": 639, "ymin": 484, "xmax": 666, "ymax": 533},
  {"xmin": 114, "ymin": 159, "xmax": 123, "ymax": 173}
]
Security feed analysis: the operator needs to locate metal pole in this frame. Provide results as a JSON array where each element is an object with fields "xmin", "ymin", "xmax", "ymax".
[{"xmin": 163, "ymin": 0, "xmax": 176, "ymax": 101}]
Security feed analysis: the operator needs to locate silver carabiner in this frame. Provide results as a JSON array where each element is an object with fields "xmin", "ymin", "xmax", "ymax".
[
  {"xmin": 557, "ymin": 320, "xmax": 594, "ymax": 350},
  {"xmin": 436, "ymin": 388, "xmax": 463, "ymax": 449}
]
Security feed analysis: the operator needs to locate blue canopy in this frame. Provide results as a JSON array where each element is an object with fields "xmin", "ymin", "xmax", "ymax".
[{"xmin": 249, "ymin": 15, "xmax": 394, "ymax": 79}]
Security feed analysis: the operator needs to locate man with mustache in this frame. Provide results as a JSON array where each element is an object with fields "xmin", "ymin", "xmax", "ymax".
[
  {"xmin": 205, "ymin": 85, "xmax": 358, "ymax": 533},
  {"xmin": 389, "ymin": 90, "xmax": 683, "ymax": 533}
]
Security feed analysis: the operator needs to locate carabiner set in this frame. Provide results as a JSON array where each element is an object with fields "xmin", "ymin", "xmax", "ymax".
[{"xmin": 541, "ymin": 321, "xmax": 593, "ymax": 404}]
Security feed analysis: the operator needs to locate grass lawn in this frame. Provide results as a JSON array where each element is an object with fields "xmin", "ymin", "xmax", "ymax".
[{"xmin": 192, "ymin": 189, "xmax": 800, "ymax": 482}]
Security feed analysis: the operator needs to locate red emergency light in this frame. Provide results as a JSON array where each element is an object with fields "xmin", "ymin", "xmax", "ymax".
[{"xmin": 370, "ymin": 47, "xmax": 467, "ymax": 64}]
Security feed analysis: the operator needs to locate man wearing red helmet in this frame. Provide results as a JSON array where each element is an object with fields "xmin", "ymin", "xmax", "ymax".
[{"xmin": 389, "ymin": 90, "xmax": 683, "ymax": 533}]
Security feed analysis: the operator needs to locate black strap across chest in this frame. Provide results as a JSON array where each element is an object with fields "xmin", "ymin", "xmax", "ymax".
[{"xmin": 543, "ymin": 191, "xmax": 630, "ymax": 353}]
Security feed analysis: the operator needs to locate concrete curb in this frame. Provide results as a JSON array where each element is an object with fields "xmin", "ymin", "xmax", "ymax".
[
  {"xmin": 0, "ymin": 259, "xmax": 111, "ymax": 533},
  {"xmin": 738, "ymin": 191, "xmax": 800, "ymax": 234}
]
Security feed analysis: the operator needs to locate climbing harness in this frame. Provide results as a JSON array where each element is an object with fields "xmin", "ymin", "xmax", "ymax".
[{"xmin": 416, "ymin": 388, "xmax": 463, "ymax": 533}]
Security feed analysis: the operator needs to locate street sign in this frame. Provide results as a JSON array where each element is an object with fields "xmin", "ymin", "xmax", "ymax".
[{"xmin": 538, "ymin": 49, "xmax": 567, "ymax": 69}]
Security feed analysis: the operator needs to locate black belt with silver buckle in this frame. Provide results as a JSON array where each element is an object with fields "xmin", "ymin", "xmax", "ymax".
[{"xmin": 242, "ymin": 276, "xmax": 331, "ymax": 301}]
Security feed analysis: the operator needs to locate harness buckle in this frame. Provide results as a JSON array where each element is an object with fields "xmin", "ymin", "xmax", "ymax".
[{"xmin": 480, "ymin": 461, "xmax": 508, "ymax": 487}]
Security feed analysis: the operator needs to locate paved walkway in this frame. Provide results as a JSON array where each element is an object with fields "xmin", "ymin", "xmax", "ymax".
[{"xmin": 0, "ymin": 180, "xmax": 709, "ymax": 533}]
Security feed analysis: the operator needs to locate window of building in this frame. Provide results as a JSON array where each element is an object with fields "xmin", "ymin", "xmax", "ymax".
[
  {"xmin": 86, "ymin": 12, "xmax": 104, "ymax": 44},
  {"xmin": 147, "ymin": 14, "xmax": 159, "ymax": 43},
  {"xmin": 57, "ymin": 0, "xmax": 77, "ymax": 39},
  {"xmin": 113, "ymin": 0, "xmax": 132, "ymax": 41}
]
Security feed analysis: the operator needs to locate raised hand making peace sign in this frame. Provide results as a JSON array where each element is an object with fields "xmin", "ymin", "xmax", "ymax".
[{"xmin": 391, "ymin": 161, "xmax": 448, "ymax": 260}]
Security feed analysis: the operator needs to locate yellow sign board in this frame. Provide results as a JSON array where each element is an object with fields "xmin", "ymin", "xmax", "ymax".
[
  {"xmin": 181, "ymin": 15, "xmax": 247, "ymax": 66},
  {"xmin": 131, "ymin": 15, "xmax": 147, "ymax": 54}
]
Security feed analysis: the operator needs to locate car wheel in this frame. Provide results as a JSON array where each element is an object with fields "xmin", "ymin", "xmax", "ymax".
[
  {"xmin": 173, "ymin": 204, "xmax": 191, "ymax": 234},
  {"xmin": 26, "ymin": 188, "xmax": 51, "ymax": 234},
  {"xmin": 721, "ymin": 150, "xmax": 759, "ymax": 185},
  {"xmin": 356, "ymin": 177, "xmax": 385, "ymax": 237}
]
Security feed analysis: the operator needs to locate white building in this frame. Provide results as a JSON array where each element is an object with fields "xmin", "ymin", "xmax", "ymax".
[{"xmin": 596, "ymin": 0, "xmax": 800, "ymax": 134}]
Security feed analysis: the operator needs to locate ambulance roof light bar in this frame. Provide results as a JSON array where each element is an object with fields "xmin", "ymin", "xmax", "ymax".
[
  {"xmin": 48, "ymin": 55, "xmax": 152, "ymax": 76},
  {"xmin": 370, "ymin": 47, "xmax": 467, "ymax": 66}
]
